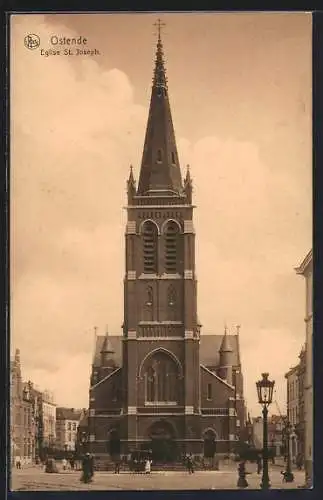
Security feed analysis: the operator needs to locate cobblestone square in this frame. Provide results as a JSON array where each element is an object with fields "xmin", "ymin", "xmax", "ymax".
[{"xmin": 11, "ymin": 463, "xmax": 307, "ymax": 491}]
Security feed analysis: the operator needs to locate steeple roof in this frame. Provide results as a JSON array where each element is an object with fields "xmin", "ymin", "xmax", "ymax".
[
  {"xmin": 137, "ymin": 24, "xmax": 183, "ymax": 196},
  {"xmin": 219, "ymin": 325, "xmax": 233, "ymax": 353},
  {"xmin": 100, "ymin": 328, "xmax": 115, "ymax": 355}
]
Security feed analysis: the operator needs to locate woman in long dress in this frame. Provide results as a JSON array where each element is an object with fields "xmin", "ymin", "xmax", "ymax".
[{"xmin": 145, "ymin": 458, "xmax": 152, "ymax": 474}]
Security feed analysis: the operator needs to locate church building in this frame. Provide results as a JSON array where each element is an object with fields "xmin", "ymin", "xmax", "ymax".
[{"xmin": 88, "ymin": 27, "xmax": 246, "ymax": 465}]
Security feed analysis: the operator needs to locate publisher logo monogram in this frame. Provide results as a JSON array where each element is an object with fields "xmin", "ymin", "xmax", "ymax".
[{"xmin": 24, "ymin": 34, "xmax": 40, "ymax": 50}]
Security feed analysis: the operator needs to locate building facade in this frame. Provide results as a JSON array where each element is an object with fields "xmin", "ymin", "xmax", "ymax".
[
  {"xmin": 296, "ymin": 249, "xmax": 313, "ymax": 487},
  {"xmin": 27, "ymin": 385, "xmax": 57, "ymax": 460},
  {"xmin": 296, "ymin": 346, "xmax": 306, "ymax": 459},
  {"xmin": 56, "ymin": 408, "xmax": 83, "ymax": 451},
  {"xmin": 252, "ymin": 415, "xmax": 285, "ymax": 457},
  {"xmin": 10, "ymin": 350, "xmax": 35, "ymax": 465},
  {"xmin": 88, "ymin": 31, "xmax": 246, "ymax": 467},
  {"xmin": 76, "ymin": 409, "xmax": 89, "ymax": 455},
  {"xmin": 41, "ymin": 391, "xmax": 56, "ymax": 450},
  {"xmin": 285, "ymin": 362, "xmax": 302, "ymax": 461}
]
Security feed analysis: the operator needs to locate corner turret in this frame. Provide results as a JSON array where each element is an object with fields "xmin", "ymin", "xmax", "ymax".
[
  {"xmin": 100, "ymin": 327, "xmax": 116, "ymax": 374},
  {"xmin": 184, "ymin": 164, "xmax": 193, "ymax": 204},
  {"xmin": 218, "ymin": 325, "xmax": 233, "ymax": 385},
  {"xmin": 127, "ymin": 165, "xmax": 136, "ymax": 205}
]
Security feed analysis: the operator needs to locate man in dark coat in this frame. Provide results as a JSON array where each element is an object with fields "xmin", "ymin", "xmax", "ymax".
[
  {"xmin": 81, "ymin": 453, "xmax": 92, "ymax": 483},
  {"xmin": 187, "ymin": 453, "xmax": 194, "ymax": 474}
]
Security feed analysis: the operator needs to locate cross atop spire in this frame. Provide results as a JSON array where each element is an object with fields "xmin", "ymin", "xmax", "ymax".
[
  {"xmin": 153, "ymin": 18, "xmax": 166, "ymax": 41},
  {"xmin": 152, "ymin": 19, "xmax": 168, "ymax": 92},
  {"xmin": 137, "ymin": 22, "xmax": 183, "ymax": 196}
]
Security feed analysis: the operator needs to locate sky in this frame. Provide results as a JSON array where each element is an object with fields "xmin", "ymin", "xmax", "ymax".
[{"xmin": 10, "ymin": 12, "xmax": 312, "ymax": 417}]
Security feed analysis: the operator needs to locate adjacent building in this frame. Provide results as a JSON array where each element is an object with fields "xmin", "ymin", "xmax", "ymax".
[
  {"xmin": 10, "ymin": 350, "xmax": 35, "ymax": 465},
  {"xmin": 87, "ymin": 31, "xmax": 246, "ymax": 468},
  {"xmin": 76, "ymin": 409, "xmax": 89, "ymax": 455},
  {"xmin": 40, "ymin": 390, "xmax": 57, "ymax": 451},
  {"xmin": 10, "ymin": 350, "xmax": 57, "ymax": 464},
  {"xmin": 295, "ymin": 249, "xmax": 313, "ymax": 487},
  {"xmin": 285, "ymin": 363, "xmax": 300, "ymax": 460},
  {"xmin": 252, "ymin": 414, "xmax": 285, "ymax": 457},
  {"xmin": 56, "ymin": 408, "xmax": 83, "ymax": 451},
  {"xmin": 296, "ymin": 346, "xmax": 306, "ymax": 459}
]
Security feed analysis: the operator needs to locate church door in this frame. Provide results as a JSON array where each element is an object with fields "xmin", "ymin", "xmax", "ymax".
[
  {"xmin": 203, "ymin": 429, "xmax": 217, "ymax": 465},
  {"xmin": 148, "ymin": 421, "xmax": 177, "ymax": 463},
  {"xmin": 108, "ymin": 429, "xmax": 121, "ymax": 461}
]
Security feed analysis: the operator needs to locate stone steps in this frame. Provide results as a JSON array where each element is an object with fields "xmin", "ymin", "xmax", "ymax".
[{"xmin": 93, "ymin": 460, "xmax": 221, "ymax": 472}]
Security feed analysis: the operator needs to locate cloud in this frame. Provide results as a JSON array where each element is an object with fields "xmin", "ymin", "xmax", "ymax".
[
  {"xmin": 11, "ymin": 15, "xmax": 144, "ymax": 384},
  {"xmin": 11, "ymin": 15, "xmax": 311, "ymax": 417}
]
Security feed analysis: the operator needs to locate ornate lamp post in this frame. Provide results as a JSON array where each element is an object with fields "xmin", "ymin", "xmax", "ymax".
[
  {"xmin": 284, "ymin": 420, "xmax": 294, "ymax": 482},
  {"xmin": 81, "ymin": 431, "xmax": 88, "ymax": 454},
  {"xmin": 256, "ymin": 372, "xmax": 275, "ymax": 489}
]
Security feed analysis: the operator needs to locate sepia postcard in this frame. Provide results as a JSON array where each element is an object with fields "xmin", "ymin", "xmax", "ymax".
[{"xmin": 9, "ymin": 11, "xmax": 312, "ymax": 491}]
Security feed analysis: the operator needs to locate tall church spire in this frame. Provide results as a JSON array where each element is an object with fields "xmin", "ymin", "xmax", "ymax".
[{"xmin": 137, "ymin": 20, "xmax": 183, "ymax": 196}]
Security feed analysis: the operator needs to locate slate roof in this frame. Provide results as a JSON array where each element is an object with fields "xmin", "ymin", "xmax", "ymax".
[
  {"xmin": 56, "ymin": 407, "xmax": 83, "ymax": 421},
  {"xmin": 79, "ymin": 410, "xmax": 89, "ymax": 428},
  {"xmin": 93, "ymin": 334, "xmax": 240, "ymax": 368}
]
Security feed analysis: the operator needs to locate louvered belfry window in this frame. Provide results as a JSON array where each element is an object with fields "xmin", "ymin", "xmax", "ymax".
[
  {"xmin": 165, "ymin": 221, "xmax": 180, "ymax": 273},
  {"xmin": 143, "ymin": 221, "xmax": 158, "ymax": 273}
]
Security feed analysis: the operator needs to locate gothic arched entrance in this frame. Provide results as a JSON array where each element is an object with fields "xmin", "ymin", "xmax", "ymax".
[
  {"xmin": 148, "ymin": 420, "xmax": 177, "ymax": 463},
  {"xmin": 108, "ymin": 428, "xmax": 121, "ymax": 461},
  {"xmin": 203, "ymin": 429, "xmax": 217, "ymax": 466}
]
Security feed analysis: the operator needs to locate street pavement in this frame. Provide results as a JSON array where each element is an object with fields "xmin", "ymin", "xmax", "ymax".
[{"xmin": 11, "ymin": 462, "xmax": 307, "ymax": 491}]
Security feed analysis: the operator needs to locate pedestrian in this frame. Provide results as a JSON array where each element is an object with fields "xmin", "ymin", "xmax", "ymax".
[
  {"xmin": 187, "ymin": 453, "xmax": 194, "ymax": 474},
  {"xmin": 62, "ymin": 458, "xmax": 67, "ymax": 471},
  {"xmin": 296, "ymin": 453, "xmax": 303, "ymax": 470},
  {"xmin": 80, "ymin": 453, "xmax": 91, "ymax": 483},
  {"xmin": 257, "ymin": 454, "xmax": 262, "ymax": 475},
  {"xmin": 89, "ymin": 453, "xmax": 94, "ymax": 480},
  {"xmin": 145, "ymin": 457, "xmax": 152, "ymax": 474},
  {"xmin": 69, "ymin": 457, "xmax": 75, "ymax": 470},
  {"xmin": 114, "ymin": 459, "xmax": 121, "ymax": 474}
]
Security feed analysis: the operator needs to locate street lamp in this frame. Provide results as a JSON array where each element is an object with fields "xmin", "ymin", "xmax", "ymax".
[
  {"xmin": 284, "ymin": 420, "xmax": 294, "ymax": 482},
  {"xmin": 256, "ymin": 372, "xmax": 275, "ymax": 489}
]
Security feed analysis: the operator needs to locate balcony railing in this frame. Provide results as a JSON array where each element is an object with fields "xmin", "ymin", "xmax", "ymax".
[
  {"xmin": 201, "ymin": 408, "xmax": 229, "ymax": 416},
  {"xmin": 138, "ymin": 324, "xmax": 183, "ymax": 338},
  {"xmin": 134, "ymin": 197, "xmax": 187, "ymax": 206},
  {"xmin": 93, "ymin": 409, "xmax": 122, "ymax": 416},
  {"xmin": 138, "ymin": 406, "xmax": 184, "ymax": 414}
]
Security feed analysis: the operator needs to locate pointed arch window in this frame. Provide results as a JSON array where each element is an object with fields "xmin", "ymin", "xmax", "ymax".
[
  {"xmin": 164, "ymin": 221, "xmax": 181, "ymax": 273},
  {"xmin": 142, "ymin": 221, "xmax": 158, "ymax": 274},
  {"xmin": 167, "ymin": 286, "xmax": 177, "ymax": 321},
  {"xmin": 146, "ymin": 286, "xmax": 153, "ymax": 307},
  {"xmin": 144, "ymin": 351, "xmax": 180, "ymax": 404},
  {"xmin": 168, "ymin": 286, "xmax": 176, "ymax": 307},
  {"xmin": 157, "ymin": 149, "xmax": 162, "ymax": 163},
  {"xmin": 143, "ymin": 286, "xmax": 154, "ymax": 321}
]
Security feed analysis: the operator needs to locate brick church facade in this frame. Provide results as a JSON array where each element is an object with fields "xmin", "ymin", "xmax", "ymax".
[{"xmin": 88, "ymin": 29, "xmax": 246, "ymax": 464}]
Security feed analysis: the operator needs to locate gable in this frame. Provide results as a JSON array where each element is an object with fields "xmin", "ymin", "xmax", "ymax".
[
  {"xmin": 93, "ymin": 334, "xmax": 240, "ymax": 369},
  {"xmin": 200, "ymin": 365, "xmax": 234, "ymax": 407},
  {"xmin": 90, "ymin": 368, "xmax": 122, "ymax": 410}
]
